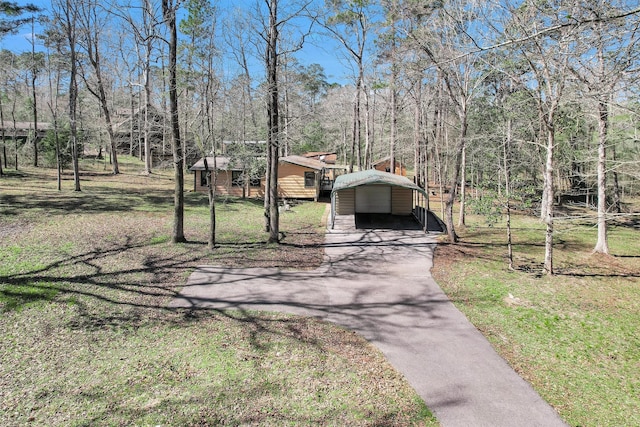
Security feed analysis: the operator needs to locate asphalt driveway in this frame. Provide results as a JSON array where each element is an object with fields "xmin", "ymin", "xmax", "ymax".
[{"xmin": 170, "ymin": 216, "xmax": 567, "ymax": 427}]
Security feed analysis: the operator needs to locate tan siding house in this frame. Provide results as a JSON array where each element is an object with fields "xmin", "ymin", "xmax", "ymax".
[
  {"xmin": 277, "ymin": 155, "xmax": 325, "ymax": 200},
  {"xmin": 191, "ymin": 154, "xmax": 334, "ymax": 200},
  {"xmin": 190, "ymin": 157, "xmax": 264, "ymax": 198}
]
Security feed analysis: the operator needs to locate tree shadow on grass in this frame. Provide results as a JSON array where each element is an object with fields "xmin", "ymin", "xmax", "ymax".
[{"xmin": 0, "ymin": 191, "xmax": 173, "ymax": 216}]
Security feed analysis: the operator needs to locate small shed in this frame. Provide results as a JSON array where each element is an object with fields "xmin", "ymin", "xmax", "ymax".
[
  {"xmin": 330, "ymin": 170, "xmax": 444, "ymax": 232},
  {"xmin": 373, "ymin": 157, "xmax": 407, "ymax": 176},
  {"xmin": 190, "ymin": 156, "xmax": 264, "ymax": 198}
]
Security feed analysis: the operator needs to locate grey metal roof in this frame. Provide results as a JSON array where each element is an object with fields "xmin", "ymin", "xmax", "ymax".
[{"xmin": 331, "ymin": 170, "xmax": 426, "ymax": 196}]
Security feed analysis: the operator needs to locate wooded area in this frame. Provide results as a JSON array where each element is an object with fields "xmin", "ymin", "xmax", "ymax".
[{"xmin": 1, "ymin": 0, "xmax": 639, "ymax": 271}]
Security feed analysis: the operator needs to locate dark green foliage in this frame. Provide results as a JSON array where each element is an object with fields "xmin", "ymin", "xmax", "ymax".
[
  {"xmin": 41, "ymin": 128, "xmax": 84, "ymax": 170},
  {"xmin": 0, "ymin": 1, "xmax": 40, "ymax": 35}
]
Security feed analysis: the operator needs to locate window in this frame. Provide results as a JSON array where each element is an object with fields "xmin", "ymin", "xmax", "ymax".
[
  {"xmin": 249, "ymin": 176, "xmax": 261, "ymax": 187},
  {"xmin": 232, "ymin": 170, "xmax": 243, "ymax": 186},
  {"xmin": 304, "ymin": 171, "xmax": 315, "ymax": 188},
  {"xmin": 200, "ymin": 171, "xmax": 211, "ymax": 187}
]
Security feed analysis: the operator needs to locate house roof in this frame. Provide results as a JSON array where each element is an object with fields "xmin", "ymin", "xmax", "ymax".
[
  {"xmin": 189, "ymin": 156, "xmax": 243, "ymax": 171},
  {"xmin": 373, "ymin": 156, "xmax": 405, "ymax": 166},
  {"xmin": 280, "ymin": 155, "xmax": 325, "ymax": 170},
  {"xmin": 303, "ymin": 151, "xmax": 336, "ymax": 157},
  {"xmin": 331, "ymin": 170, "xmax": 425, "ymax": 196},
  {"xmin": 303, "ymin": 151, "xmax": 337, "ymax": 164},
  {"xmin": 0, "ymin": 122, "xmax": 52, "ymax": 131}
]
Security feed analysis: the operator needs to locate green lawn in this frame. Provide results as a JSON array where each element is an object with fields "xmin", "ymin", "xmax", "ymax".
[
  {"xmin": 0, "ymin": 159, "xmax": 435, "ymax": 426},
  {"xmin": 431, "ymin": 205, "xmax": 640, "ymax": 427}
]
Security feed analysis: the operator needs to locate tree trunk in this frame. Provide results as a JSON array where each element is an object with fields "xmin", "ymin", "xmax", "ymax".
[
  {"xmin": 611, "ymin": 142, "xmax": 621, "ymax": 214},
  {"xmin": 89, "ymin": 46, "xmax": 120, "ymax": 174},
  {"xmin": 264, "ymin": 148, "xmax": 271, "ymax": 232},
  {"xmin": 31, "ymin": 16, "xmax": 39, "ymax": 168},
  {"xmin": 363, "ymin": 84, "xmax": 372, "ymax": 169},
  {"xmin": 31, "ymin": 70, "xmax": 38, "ymax": 168},
  {"xmin": 505, "ymin": 117, "xmax": 514, "ymax": 270},
  {"xmin": 0, "ymin": 94, "xmax": 4, "ymax": 177},
  {"xmin": 593, "ymin": 99, "xmax": 609, "ymax": 254},
  {"xmin": 390, "ymin": 66, "xmax": 397, "ymax": 175},
  {"xmin": 349, "ymin": 92, "xmax": 359, "ymax": 173},
  {"xmin": 203, "ymin": 157, "xmax": 216, "ymax": 250},
  {"xmin": 458, "ymin": 145, "xmax": 466, "ymax": 227},
  {"xmin": 144, "ymin": 53, "xmax": 152, "ymax": 174},
  {"xmin": 70, "ymin": 65, "xmax": 80, "ymax": 192},
  {"xmin": 542, "ymin": 125, "xmax": 555, "ymax": 275},
  {"xmin": 266, "ymin": 0, "xmax": 280, "ymax": 243},
  {"xmin": 60, "ymin": 0, "xmax": 81, "ymax": 191},
  {"xmin": 129, "ymin": 87, "xmax": 134, "ymax": 156},
  {"xmin": 163, "ymin": 0, "xmax": 186, "ymax": 244},
  {"xmin": 444, "ymin": 117, "xmax": 467, "ymax": 243},
  {"xmin": 55, "ymin": 121, "xmax": 61, "ymax": 191}
]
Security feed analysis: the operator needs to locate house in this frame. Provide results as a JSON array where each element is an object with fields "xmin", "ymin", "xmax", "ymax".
[
  {"xmin": 0, "ymin": 122, "xmax": 52, "ymax": 141},
  {"xmin": 111, "ymin": 105, "xmax": 198, "ymax": 166},
  {"xmin": 302, "ymin": 152, "xmax": 346, "ymax": 192},
  {"xmin": 373, "ymin": 156, "xmax": 407, "ymax": 176},
  {"xmin": 330, "ymin": 169, "xmax": 445, "ymax": 232},
  {"xmin": 189, "ymin": 156, "xmax": 264, "ymax": 198},
  {"xmin": 113, "ymin": 105, "xmax": 165, "ymax": 155},
  {"xmin": 277, "ymin": 155, "xmax": 325, "ymax": 200},
  {"xmin": 303, "ymin": 151, "xmax": 338, "ymax": 165},
  {"xmin": 190, "ymin": 153, "xmax": 344, "ymax": 201}
]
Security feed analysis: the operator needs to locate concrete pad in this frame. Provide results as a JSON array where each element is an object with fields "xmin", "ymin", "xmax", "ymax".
[{"xmin": 170, "ymin": 223, "xmax": 567, "ymax": 427}]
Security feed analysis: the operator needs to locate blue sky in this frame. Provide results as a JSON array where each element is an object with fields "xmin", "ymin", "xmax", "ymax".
[{"xmin": 1, "ymin": 0, "xmax": 357, "ymax": 85}]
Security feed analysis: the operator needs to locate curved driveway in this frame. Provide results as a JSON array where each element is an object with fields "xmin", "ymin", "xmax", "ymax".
[{"xmin": 170, "ymin": 220, "xmax": 567, "ymax": 427}]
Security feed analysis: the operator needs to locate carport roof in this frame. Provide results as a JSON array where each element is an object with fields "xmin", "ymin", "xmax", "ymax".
[{"xmin": 331, "ymin": 170, "xmax": 426, "ymax": 196}]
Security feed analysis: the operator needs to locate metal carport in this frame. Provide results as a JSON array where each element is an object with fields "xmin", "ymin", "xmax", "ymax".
[{"xmin": 330, "ymin": 170, "xmax": 445, "ymax": 232}]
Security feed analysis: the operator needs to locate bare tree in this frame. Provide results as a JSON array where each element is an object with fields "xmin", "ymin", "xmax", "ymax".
[
  {"xmin": 264, "ymin": 0, "xmax": 280, "ymax": 242},
  {"xmin": 76, "ymin": 0, "xmax": 120, "ymax": 174},
  {"xmin": 321, "ymin": 0, "xmax": 378, "ymax": 172},
  {"xmin": 569, "ymin": 2, "xmax": 640, "ymax": 254},
  {"xmin": 407, "ymin": 0, "xmax": 484, "ymax": 242},
  {"xmin": 40, "ymin": 15, "xmax": 67, "ymax": 190},
  {"xmin": 162, "ymin": 0, "xmax": 186, "ymax": 243},
  {"xmin": 257, "ymin": 0, "xmax": 313, "ymax": 243},
  {"xmin": 502, "ymin": 1, "xmax": 577, "ymax": 274},
  {"xmin": 27, "ymin": 16, "xmax": 42, "ymax": 167},
  {"xmin": 116, "ymin": 0, "xmax": 160, "ymax": 174},
  {"xmin": 52, "ymin": 0, "xmax": 81, "ymax": 191},
  {"xmin": 182, "ymin": 0, "xmax": 219, "ymax": 249}
]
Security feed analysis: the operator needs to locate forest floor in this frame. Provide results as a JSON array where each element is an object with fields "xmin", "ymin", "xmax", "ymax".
[
  {"xmin": 0, "ymin": 157, "xmax": 435, "ymax": 426},
  {"xmin": 431, "ymin": 199, "xmax": 640, "ymax": 427}
]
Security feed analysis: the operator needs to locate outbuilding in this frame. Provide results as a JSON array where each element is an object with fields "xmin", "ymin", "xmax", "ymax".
[
  {"xmin": 330, "ymin": 170, "xmax": 445, "ymax": 232},
  {"xmin": 373, "ymin": 156, "xmax": 407, "ymax": 176}
]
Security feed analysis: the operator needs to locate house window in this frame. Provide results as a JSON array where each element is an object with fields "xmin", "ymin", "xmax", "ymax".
[
  {"xmin": 304, "ymin": 171, "xmax": 315, "ymax": 188},
  {"xmin": 249, "ymin": 176, "xmax": 261, "ymax": 187},
  {"xmin": 200, "ymin": 171, "xmax": 211, "ymax": 187},
  {"xmin": 232, "ymin": 170, "xmax": 243, "ymax": 186}
]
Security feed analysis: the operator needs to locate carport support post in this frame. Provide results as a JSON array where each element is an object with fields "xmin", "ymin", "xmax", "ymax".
[
  {"xmin": 425, "ymin": 194, "xmax": 429, "ymax": 233},
  {"xmin": 422, "ymin": 192, "xmax": 429, "ymax": 233},
  {"xmin": 330, "ymin": 192, "xmax": 335, "ymax": 229}
]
